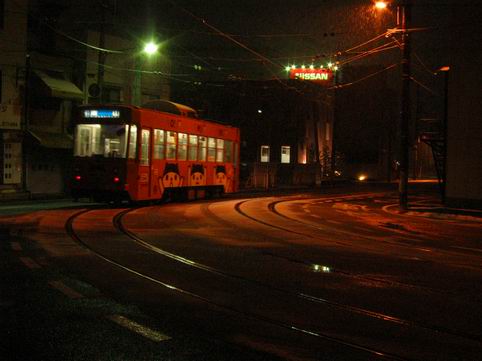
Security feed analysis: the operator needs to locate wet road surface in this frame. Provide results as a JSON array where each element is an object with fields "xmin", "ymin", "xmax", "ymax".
[{"xmin": 2, "ymin": 188, "xmax": 482, "ymax": 360}]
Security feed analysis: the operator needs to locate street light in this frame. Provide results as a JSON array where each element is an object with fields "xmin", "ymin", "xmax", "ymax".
[
  {"xmin": 133, "ymin": 40, "xmax": 160, "ymax": 106},
  {"xmin": 375, "ymin": 0, "xmax": 412, "ymax": 210},
  {"xmin": 374, "ymin": 1, "xmax": 388, "ymax": 10},
  {"xmin": 143, "ymin": 41, "xmax": 159, "ymax": 55},
  {"xmin": 438, "ymin": 66, "xmax": 450, "ymax": 203}
]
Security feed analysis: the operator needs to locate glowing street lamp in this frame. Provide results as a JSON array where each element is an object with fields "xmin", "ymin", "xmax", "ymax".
[
  {"xmin": 143, "ymin": 41, "xmax": 159, "ymax": 55},
  {"xmin": 374, "ymin": 1, "xmax": 388, "ymax": 10},
  {"xmin": 133, "ymin": 40, "xmax": 160, "ymax": 106}
]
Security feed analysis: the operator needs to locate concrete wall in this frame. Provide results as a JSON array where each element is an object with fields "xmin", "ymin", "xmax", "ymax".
[{"xmin": 445, "ymin": 60, "xmax": 482, "ymax": 209}]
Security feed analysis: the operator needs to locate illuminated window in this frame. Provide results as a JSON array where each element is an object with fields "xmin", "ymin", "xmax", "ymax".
[
  {"xmin": 75, "ymin": 124, "xmax": 128, "ymax": 159},
  {"xmin": 281, "ymin": 146, "xmax": 290, "ymax": 163},
  {"xmin": 325, "ymin": 122, "xmax": 330, "ymax": 141},
  {"xmin": 207, "ymin": 137, "xmax": 216, "ymax": 162},
  {"xmin": 188, "ymin": 135, "xmax": 198, "ymax": 161},
  {"xmin": 128, "ymin": 125, "xmax": 137, "ymax": 159},
  {"xmin": 178, "ymin": 133, "xmax": 188, "ymax": 160},
  {"xmin": 216, "ymin": 139, "xmax": 224, "ymax": 162},
  {"xmin": 140, "ymin": 129, "xmax": 150, "ymax": 166},
  {"xmin": 153, "ymin": 129, "xmax": 165, "ymax": 159},
  {"xmin": 166, "ymin": 131, "xmax": 177, "ymax": 160},
  {"xmin": 260, "ymin": 145, "xmax": 270, "ymax": 163},
  {"xmin": 198, "ymin": 136, "xmax": 207, "ymax": 161},
  {"xmin": 225, "ymin": 140, "xmax": 233, "ymax": 163}
]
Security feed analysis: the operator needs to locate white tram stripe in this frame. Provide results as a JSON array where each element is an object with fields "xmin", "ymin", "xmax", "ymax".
[
  {"xmin": 19, "ymin": 257, "xmax": 41, "ymax": 269},
  {"xmin": 48, "ymin": 280, "xmax": 84, "ymax": 299},
  {"xmin": 107, "ymin": 314, "xmax": 171, "ymax": 342}
]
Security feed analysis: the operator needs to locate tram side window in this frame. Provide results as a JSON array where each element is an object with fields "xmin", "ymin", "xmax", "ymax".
[
  {"xmin": 178, "ymin": 133, "xmax": 188, "ymax": 160},
  {"xmin": 207, "ymin": 137, "xmax": 216, "ymax": 162},
  {"xmin": 166, "ymin": 131, "xmax": 177, "ymax": 160},
  {"xmin": 198, "ymin": 136, "xmax": 207, "ymax": 161},
  {"xmin": 153, "ymin": 129, "xmax": 165, "ymax": 160},
  {"xmin": 216, "ymin": 139, "xmax": 224, "ymax": 162},
  {"xmin": 225, "ymin": 140, "xmax": 233, "ymax": 163},
  {"xmin": 140, "ymin": 129, "xmax": 150, "ymax": 165},
  {"xmin": 128, "ymin": 125, "xmax": 137, "ymax": 159},
  {"xmin": 188, "ymin": 135, "xmax": 198, "ymax": 161}
]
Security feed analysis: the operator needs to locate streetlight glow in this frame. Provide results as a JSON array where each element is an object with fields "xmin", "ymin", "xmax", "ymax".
[
  {"xmin": 375, "ymin": 1, "xmax": 388, "ymax": 10},
  {"xmin": 143, "ymin": 41, "xmax": 159, "ymax": 55}
]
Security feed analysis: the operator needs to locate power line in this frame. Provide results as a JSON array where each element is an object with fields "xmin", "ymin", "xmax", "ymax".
[
  {"xmin": 330, "ymin": 63, "xmax": 399, "ymax": 90},
  {"xmin": 410, "ymin": 76, "xmax": 439, "ymax": 96}
]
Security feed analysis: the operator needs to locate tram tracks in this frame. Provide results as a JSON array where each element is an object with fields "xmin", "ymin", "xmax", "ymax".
[
  {"xmin": 232, "ymin": 196, "xmax": 482, "ymax": 300},
  {"xmin": 66, "ymin": 207, "xmax": 412, "ymax": 361},
  {"xmin": 201, "ymin": 197, "xmax": 480, "ymax": 304},
  {"xmin": 235, "ymin": 196, "xmax": 482, "ymax": 270},
  {"xmin": 65, "ymin": 203, "xmax": 482, "ymax": 361}
]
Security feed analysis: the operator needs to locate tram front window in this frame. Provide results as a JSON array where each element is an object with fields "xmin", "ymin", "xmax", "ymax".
[{"xmin": 74, "ymin": 124, "xmax": 129, "ymax": 158}]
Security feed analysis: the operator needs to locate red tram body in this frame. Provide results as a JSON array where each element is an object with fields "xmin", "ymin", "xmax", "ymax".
[{"xmin": 71, "ymin": 102, "xmax": 240, "ymax": 202}]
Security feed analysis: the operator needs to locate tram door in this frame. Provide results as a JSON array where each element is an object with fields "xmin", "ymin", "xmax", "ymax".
[{"xmin": 140, "ymin": 128, "xmax": 151, "ymax": 199}]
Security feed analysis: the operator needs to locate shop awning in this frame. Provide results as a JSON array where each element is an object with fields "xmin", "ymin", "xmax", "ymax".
[
  {"xmin": 28, "ymin": 130, "xmax": 73, "ymax": 149},
  {"xmin": 33, "ymin": 70, "xmax": 83, "ymax": 100}
]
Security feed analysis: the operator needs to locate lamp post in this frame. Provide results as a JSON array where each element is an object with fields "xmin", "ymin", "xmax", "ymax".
[
  {"xmin": 133, "ymin": 41, "xmax": 159, "ymax": 106},
  {"xmin": 375, "ymin": 0, "xmax": 412, "ymax": 210},
  {"xmin": 438, "ymin": 66, "xmax": 450, "ymax": 203}
]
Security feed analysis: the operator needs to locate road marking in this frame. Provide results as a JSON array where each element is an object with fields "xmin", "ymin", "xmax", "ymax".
[
  {"xmin": 48, "ymin": 280, "xmax": 84, "ymax": 299},
  {"xmin": 19, "ymin": 257, "xmax": 41, "ymax": 269},
  {"xmin": 107, "ymin": 314, "xmax": 171, "ymax": 342},
  {"xmin": 10, "ymin": 242, "xmax": 22, "ymax": 251}
]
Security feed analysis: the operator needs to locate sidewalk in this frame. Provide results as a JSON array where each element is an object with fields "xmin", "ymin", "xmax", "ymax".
[{"xmin": 1, "ymin": 181, "xmax": 480, "ymax": 221}]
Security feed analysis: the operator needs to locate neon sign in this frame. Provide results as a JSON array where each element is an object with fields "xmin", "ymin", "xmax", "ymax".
[
  {"xmin": 83, "ymin": 109, "xmax": 121, "ymax": 118},
  {"xmin": 289, "ymin": 68, "xmax": 334, "ymax": 83}
]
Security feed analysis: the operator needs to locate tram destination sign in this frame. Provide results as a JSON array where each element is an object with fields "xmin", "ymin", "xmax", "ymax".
[
  {"xmin": 289, "ymin": 68, "xmax": 334, "ymax": 84},
  {"xmin": 83, "ymin": 109, "xmax": 121, "ymax": 118}
]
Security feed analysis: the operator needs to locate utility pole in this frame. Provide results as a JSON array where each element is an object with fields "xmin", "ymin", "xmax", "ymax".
[
  {"xmin": 440, "ymin": 66, "xmax": 450, "ymax": 203},
  {"xmin": 21, "ymin": 53, "xmax": 31, "ymax": 193},
  {"xmin": 97, "ymin": 1, "xmax": 107, "ymax": 102},
  {"xmin": 399, "ymin": 0, "xmax": 412, "ymax": 210},
  {"xmin": 132, "ymin": 56, "xmax": 142, "ymax": 106},
  {"xmin": 331, "ymin": 70, "xmax": 339, "ymax": 181}
]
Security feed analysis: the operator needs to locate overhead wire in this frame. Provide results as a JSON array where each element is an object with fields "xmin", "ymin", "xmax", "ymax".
[
  {"xmin": 161, "ymin": 0, "xmax": 303, "ymax": 93},
  {"xmin": 409, "ymin": 76, "xmax": 439, "ymax": 96},
  {"xmin": 338, "ymin": 31, "xmax": 390, "ymax": 55},
  {"xmin": 337, "ymin": 41, "xmax": 400, "ymax": 67},
  {"xmin": 329, "ymin": 63, "xmax": 399, "ymax": 90}
]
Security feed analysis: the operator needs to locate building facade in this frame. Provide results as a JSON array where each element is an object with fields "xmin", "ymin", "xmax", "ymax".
[
  {"xmin": 172, "ymin": 80, "xmax": 334, "ymax": 189},
  {"xmin": 0, "ymin": 0, "xmax": 171, "ymax": 198},
  {"xmin": 0, "ymin": 0, "xmax": 28, "ymax": 197}
]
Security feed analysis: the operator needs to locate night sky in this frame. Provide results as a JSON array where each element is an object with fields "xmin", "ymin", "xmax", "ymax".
[{"xmin": 43, "ymin": 0, "xmax": 481, "ymax": 88}]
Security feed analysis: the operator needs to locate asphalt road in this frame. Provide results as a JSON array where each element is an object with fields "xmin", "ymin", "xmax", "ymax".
[{"xmin": 1, "ymin": 185, "xmax": 481, "ymax": 361}]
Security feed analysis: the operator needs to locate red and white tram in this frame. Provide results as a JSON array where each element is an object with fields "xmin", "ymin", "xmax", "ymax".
[{"xmin": 71, "ymin": 101, "xmax": 240, "ymax": 202}]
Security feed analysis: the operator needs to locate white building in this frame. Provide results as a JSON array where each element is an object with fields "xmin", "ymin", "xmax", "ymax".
[{"xmin": 0, "ymin": 0, "xmax": 28, "ymax": 197}]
